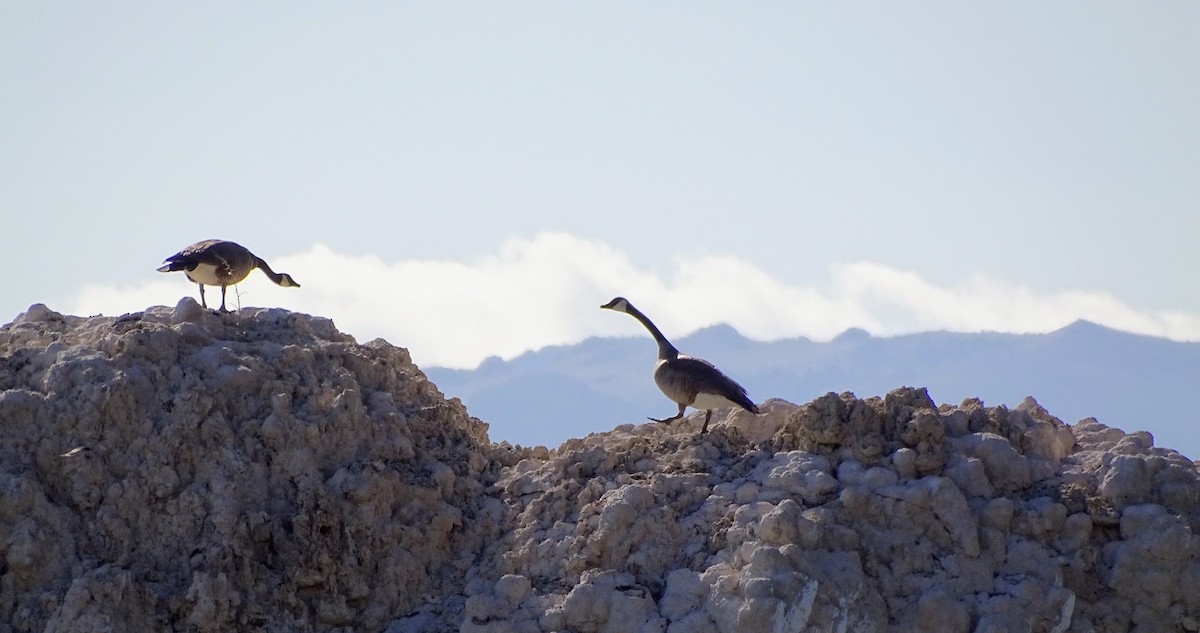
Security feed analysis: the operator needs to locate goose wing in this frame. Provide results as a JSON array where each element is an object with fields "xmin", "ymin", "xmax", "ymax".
[
  {"xmin": 671, "ymin": 355, "xmax": 758, "ymax": 413},
  {"xmin": 163, "ymin": 239, "xmax": 224, "ymax": 263}
]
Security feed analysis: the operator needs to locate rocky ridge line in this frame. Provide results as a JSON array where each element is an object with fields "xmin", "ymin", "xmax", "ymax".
[{"xmin": 1, "ymin": 302, "xmax": 1197, "ymax": 632}]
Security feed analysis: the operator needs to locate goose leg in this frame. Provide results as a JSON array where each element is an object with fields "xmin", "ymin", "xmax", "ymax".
[
  {"xmin": 218, "ymin": 286, "xmax": 230, "ymax": 313},
  {"xmin": 701, "ymin": 409, "xmax": 713, "ymax": 434},
  {"xmin": 649, "ymin": 403, "xmax": 687, "ymax": 424},
  {"xmin": 197, "ymin": 284, "xmax": 208, "ymax": 309}
]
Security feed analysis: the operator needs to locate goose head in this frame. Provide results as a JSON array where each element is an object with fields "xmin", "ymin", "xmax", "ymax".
[{"xmin": 601, "ymin": 297, "xmax": 632, "ymax": 313}]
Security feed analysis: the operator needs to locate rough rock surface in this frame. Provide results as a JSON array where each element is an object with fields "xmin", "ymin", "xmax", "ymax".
[{"xmin": 2, "ymin": 303, "xmax": 1198, "ymax": 632}]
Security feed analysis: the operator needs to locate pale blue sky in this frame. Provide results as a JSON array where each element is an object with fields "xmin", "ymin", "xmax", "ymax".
[{"xmin": 3, "ymin": 3, "xmax": 1198, "ymax": 368}]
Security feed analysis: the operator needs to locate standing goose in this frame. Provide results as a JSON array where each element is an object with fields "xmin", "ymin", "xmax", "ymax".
[
  {"xmin": 157, "ymin": 239, "xmax": 300, "ymax": 312},
  {"xmin": 601, "ymin": 296, "xmax": 759, "ymax": 433}
]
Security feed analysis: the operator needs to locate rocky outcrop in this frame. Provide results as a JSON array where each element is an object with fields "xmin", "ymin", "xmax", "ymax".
[
  {"xmin": 468, "ymin": 395, "xmax": 1200, "ymax": 633},
  {"xmin": 2, "ymin": 303, "xmax": 1198, "ymax": 632},
  {"xmin": 0, "ymin": 302, "xmax": 498, "ymax": 632}
]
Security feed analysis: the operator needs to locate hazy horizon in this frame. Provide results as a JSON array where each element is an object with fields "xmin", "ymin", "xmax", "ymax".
[{"xmin": 13, "ymin": 231, "xmax": 1191, "ymax": 370}]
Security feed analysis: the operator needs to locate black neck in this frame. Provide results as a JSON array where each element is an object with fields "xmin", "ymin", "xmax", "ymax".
[
  {"xmin": 626, "ymin": 304, "xmax": 679, "ymax": 360},
  {"xmin": 255, "ymin": 257, "xmax": 284, "ymax": 284}
]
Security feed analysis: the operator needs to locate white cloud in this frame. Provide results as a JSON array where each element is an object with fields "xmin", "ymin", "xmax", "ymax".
[{"xmin": 72, "ymin": 232, "xmax": 1200, "ymax": 369}]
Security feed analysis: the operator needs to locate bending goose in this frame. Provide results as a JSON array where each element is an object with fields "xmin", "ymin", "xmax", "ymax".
[
  {"xmin": 157, "ymin": 239, "xmax": 300, "ymax": 312},
  {"xmin": 601, "ymin": 296, "xmax": 759, "ymax": 433}
]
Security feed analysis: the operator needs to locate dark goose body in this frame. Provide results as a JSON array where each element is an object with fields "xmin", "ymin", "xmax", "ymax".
[
  {"xmin": 157, "ymin": 239, "xmax": 299, "ymax": 312},
  {"xmin": 602, "ymin": 296, "xmax": 759, "ymax": 433}
]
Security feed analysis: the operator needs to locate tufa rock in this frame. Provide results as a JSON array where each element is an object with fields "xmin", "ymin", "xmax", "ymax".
[
  {"xmin": 1, "ymin": 302, "xmax": 498, "ymax": 632},
  {"xmin": 2, "ymin": 303, "xmax": 1200, "ymax": 632}
]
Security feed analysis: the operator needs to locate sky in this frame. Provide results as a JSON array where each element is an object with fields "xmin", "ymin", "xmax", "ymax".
[{"xmin": 3, "ymin": 3, "xmax": 1199, "ymax": 371}]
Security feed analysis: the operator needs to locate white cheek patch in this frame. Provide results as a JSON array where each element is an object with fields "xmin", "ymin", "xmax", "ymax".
[{"xmin": 184, "ymin": 263, "xmax": 224, "ymax": 286}]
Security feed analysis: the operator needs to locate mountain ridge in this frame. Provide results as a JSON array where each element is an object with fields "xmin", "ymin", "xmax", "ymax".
[{"xmin": 427, "ymin": 320, "xmax": 1200, "ymax": 457}]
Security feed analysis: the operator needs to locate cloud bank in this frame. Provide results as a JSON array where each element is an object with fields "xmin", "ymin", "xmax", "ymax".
[{"xmin": 72, "ymin": 232, "xmax": 1200, "ymax": 368}]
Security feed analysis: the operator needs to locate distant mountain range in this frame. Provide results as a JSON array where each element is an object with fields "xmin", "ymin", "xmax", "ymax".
[{"xmin": 425, "ymin": 321, "xmax": 1199, "ymax": 459}]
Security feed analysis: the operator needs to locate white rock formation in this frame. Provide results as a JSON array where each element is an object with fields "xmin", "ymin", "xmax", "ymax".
[{"xmin": 2, "ymin": 302, "xmax": 1198, "ymax": 632}]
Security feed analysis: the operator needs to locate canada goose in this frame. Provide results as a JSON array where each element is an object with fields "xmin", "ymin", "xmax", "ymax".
[
  {"xmin": 601, "ymin": 296, "xmax": 759, "ymax": 433},
  {"xmin": 157, "ymin": 239, "xmax": 300, "ymax": 312}
]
